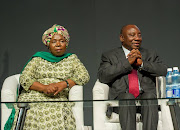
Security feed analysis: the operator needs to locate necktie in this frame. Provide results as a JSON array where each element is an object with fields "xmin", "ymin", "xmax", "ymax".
[{"xmin": 128, "ymin": 69, "xmax": 139, "ymax": 98}]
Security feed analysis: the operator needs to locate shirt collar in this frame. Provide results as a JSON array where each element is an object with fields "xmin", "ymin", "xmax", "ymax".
[{"xmin": 122, "ymin": 45, "xmax": 130, "ymax": 58}]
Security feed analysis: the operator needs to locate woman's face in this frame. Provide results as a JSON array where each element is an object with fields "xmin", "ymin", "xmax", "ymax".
[{"xmin": 49, "ymin": 34, "xmax": 67, "ymax": 56}]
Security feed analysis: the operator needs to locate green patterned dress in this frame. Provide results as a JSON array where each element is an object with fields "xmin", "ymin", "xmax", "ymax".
[{"xmin": 11, "ymin": 54, "xmax": 90, "ymax": 130}]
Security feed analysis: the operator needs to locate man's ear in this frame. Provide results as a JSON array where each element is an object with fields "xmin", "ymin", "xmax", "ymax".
[{"xmin": 120, "ymin": 34, "xmax": 124, "ymax": 42}]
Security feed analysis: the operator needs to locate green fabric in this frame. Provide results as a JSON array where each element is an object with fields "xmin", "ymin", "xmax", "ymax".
[
  {"xmin": 4, "ymin": 51, "xmax": 72, "ymax": 130},
  {"xmin": 54, "ymin": 27, "xmax": 57, "ymax": 32},
  {"xmin": 4, "ymin": 108, "xmax": 15, "ymax": 130},
  {"xmin": 22, "ymin": 52, "xmax": 73, "ymax": 71},
  {"xmin": 33, "ymin": 52, "xmax": 72, "ymax": 62}
]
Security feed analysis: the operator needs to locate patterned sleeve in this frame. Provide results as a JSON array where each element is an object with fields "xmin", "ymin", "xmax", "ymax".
[
  {"xmin": 70, "ymin": 54, "xmax": 90, "ymax": 86},
  {"xmin": 19, "ymin": 58, "xmax": 38, "ymax": 91}
]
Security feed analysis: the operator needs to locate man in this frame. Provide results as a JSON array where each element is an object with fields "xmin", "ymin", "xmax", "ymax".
[{"xmin": 98, "ymin": 24, "xmax": 167, "ymax": 130}]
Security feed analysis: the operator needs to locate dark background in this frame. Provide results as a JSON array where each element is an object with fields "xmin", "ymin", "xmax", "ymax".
[{"xmin": 1, "ymin": 0, "xmax": 180, "ymax": 128}]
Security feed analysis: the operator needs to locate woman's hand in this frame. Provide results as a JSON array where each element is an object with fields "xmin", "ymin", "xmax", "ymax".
[
  {"xmin": 30, "ymin": 79, "xmax": 76, "ymax": 95},
  {"xmin": 43, "ymin": 83, "xmax": 58, "ymax": 94},
  {"xmin": 53, "ymin": 81, "xmax": 67, "ymax": 95},
  {"xmin": 30, "ymin": 82, "xmax": 60, "ymax": 94}
]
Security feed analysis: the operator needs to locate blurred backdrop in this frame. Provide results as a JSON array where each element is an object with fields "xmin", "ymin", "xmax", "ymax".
[{"xmin": 1, "ymin": 0, "xmax": 180, "ymax": 128}]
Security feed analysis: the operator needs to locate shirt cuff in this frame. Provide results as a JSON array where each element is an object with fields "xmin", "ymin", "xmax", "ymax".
[
  {"xmin": 140, "ymin": 62, "xmax": 143, "ymax": 68},
  {"xmin": 138, "ymin": 62, "xmax": 143, "ymax": 71}
]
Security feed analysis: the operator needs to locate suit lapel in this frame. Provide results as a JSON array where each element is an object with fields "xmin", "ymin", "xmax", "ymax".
[{"xmin": 115, "ymin": 47, "xmax": 129, "ymax": 86}]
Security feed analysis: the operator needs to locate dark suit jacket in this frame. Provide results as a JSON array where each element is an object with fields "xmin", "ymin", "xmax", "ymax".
[{"xmin": 98, "ymin": 46, "xmax": 167, "ymax": 100}]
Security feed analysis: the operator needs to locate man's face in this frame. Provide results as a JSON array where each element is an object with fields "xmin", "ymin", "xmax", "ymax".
[{"xmin": 120, "ymin": 25, "xmax": 142, "ymax": 50}]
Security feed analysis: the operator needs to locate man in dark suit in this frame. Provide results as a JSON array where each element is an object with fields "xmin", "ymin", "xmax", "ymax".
[{"xmin": 98, "ymin": 24, "xmax": 167, "ymax": 130}]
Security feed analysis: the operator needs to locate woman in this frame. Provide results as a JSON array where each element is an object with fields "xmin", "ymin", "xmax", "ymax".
[{"xmin": 6, "ymin": 24, "xmax": 90, "ymax": 130}]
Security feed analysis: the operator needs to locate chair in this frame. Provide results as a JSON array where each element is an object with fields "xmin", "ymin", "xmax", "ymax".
[
  {"xmin": 1, "ymin": 74, "xmax": 84, "ymax": 130},
  {"xmin": 93, "ymin": 77, "xmax": 174, "ymax": 130}
]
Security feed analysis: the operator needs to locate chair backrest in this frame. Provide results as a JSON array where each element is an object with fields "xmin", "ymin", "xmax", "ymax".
[
  {"xmin": 1, "ymin": 74, "xmax": 20, "ymax": 102},
  {"xmin": 156, "ymin": 76, "xmax": 166, "ymax": 98},
  {"xmin": 1, "ymin": 74, "xmax": 20, "ymax": 130}
]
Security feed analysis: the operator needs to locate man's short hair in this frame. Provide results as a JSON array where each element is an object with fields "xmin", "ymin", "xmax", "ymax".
[{"xmin": 120, "ymin": 24, "xmax": 137, "ymax": 35}]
